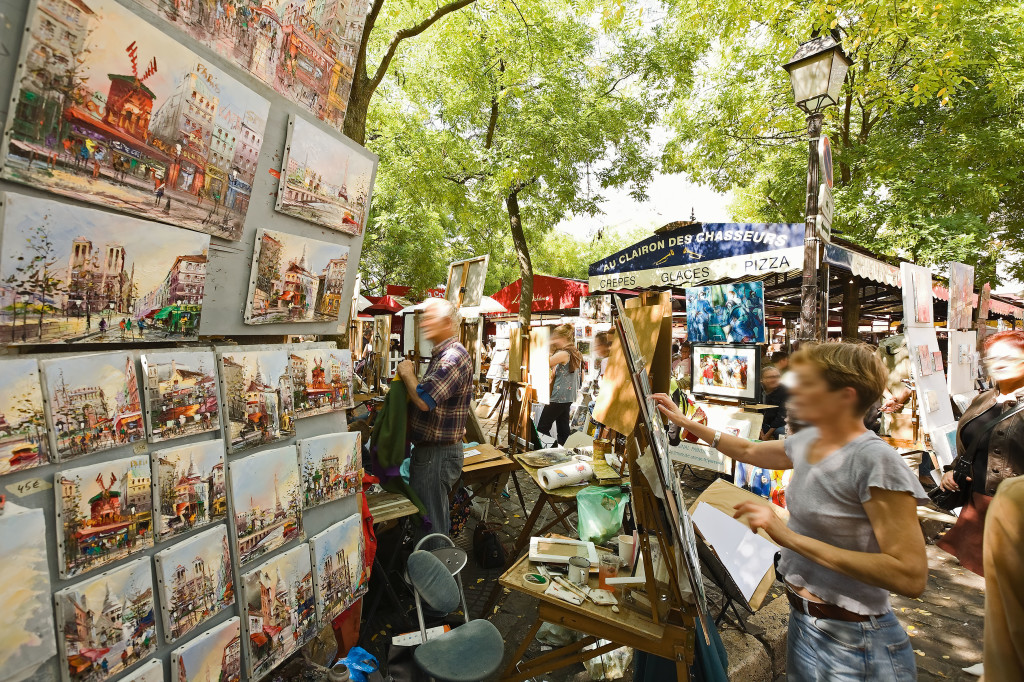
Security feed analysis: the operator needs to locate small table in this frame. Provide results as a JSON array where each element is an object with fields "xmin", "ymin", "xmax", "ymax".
[
  {"xmin": 461, "ymin": 443, "xmax": 522, "ymax": 520},
  {"xmin": 362, "ymin": 491, "xmax": 421, "ymax": 641}
]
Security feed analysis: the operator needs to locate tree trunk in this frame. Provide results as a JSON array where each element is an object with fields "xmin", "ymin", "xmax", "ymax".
[
  {"xmin": 506, "ymin": 187, "xmax": 533, "ymax": 330},
  {"xmin": 343, "ymin": 73, "xmax": 372, "ymax": 146}
]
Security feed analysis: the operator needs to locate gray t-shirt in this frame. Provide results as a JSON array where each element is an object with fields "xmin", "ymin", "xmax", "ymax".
[
  {"xmin": 550, "ymin": 360, "xmax": 580, "ymax": 403},
  {"xmin": 778, "ymin": 427, "xmax": 928, "ymax": 615}
]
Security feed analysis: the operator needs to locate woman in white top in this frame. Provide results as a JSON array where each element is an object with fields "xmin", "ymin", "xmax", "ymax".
[{"xmin": 654, "ymin": 342, "xmax": 928, "ymax": 681}]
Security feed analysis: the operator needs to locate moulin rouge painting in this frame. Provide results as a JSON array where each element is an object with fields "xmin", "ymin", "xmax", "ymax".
[
  {"xmin": 0, "ymin": 193, "xmax": 210, "ymax": 345},
  {"xmin": 218, "ymin": 348, "xmax": 296, "ymax": 453},
  {"xmin": 3, "ymin": 0, "xmax": 271, "ymax": 241},
  {"xmin": 0, "ymin": 358, "xmax": 49, "ymax": 476},
  {"xmin": 141, "ymin": 350, "xmax": 220, "ymax": 442},
  {"xmin": 229, "ymin": 445, "xmax": 302, "ymax": 566},
  {"xmin": 289, "ymin": 347, "xmax": 355, "ymax": 420},
  {"xmin": 154, "ymin": 525, "xmax": 234, "ymax": 642},
  {"xmin": 153, "ymin": 439, "xmax": 227, "ymax": 541}
]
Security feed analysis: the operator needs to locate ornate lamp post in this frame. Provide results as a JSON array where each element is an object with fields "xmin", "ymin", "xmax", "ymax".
[{"xmin": 783, "ymin": 31, "xmax": 852, "ymax": 341}]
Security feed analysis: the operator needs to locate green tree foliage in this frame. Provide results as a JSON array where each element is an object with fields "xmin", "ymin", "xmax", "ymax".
[{"xmin": 661, "ymin": 0, "xmax": 1024, "ymax": 283}]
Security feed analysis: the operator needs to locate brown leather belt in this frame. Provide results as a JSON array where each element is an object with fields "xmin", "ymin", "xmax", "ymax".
[{"xmin": 786, "ymin": 590, "xmax": 873, "ymax": 623}]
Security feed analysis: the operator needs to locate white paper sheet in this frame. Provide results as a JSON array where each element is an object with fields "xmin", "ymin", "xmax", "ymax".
[{"xmin": 692, "ymin": 502, "xmax": 778, "ymax": 602}]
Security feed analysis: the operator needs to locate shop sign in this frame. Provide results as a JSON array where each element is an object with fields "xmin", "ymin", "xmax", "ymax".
[
  {"xmin": 817, "ymin": 183, "xmax": 833, "ymax": 242},
  {"xmin": 669, "ymin": 442, "xmax": 732, "ymax": 474},
  {"xmin": 819, "ymin": 135, "xmax": 834, "ymax": 189},
  {"xmin": 109, "ymin": 139, "xmax": 141, "ymax": 159},
  {"xmin": 823, "ymin": 244, "xmax": 901, "ymax": 287}
]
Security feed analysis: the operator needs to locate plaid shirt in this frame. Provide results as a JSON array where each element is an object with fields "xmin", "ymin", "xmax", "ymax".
[{"xmin": 408, "ymin": 337, "xmax": 473, "ymax": 445}]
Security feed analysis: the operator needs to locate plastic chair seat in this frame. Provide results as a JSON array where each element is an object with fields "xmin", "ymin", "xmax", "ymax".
[
  {"xmin": 413, "ymin": 619, "xmax": 504, "ymax": 682},
  {"xmin": 431, "ymin": 547, "xmax": 468, "ymax": 576}
]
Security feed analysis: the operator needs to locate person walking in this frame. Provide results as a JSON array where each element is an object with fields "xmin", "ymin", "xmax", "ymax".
[
  {"xmin": 759, "ymin": 366, "xmax": 788, "ymax": 440},
  {"xmin": 653, "ymin": 342, "xmax": 928, "ymax": 681},
  {"xmin": 396, "ymin": 298, "xmax": 473, "ymax": 549},
  {"xmin": 536, "ymin": 324, "xmax": 582, "ymax": 445}
]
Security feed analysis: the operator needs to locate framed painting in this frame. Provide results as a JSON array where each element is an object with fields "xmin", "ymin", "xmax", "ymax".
[
  {"xmin": 298, "ymin": 432, "xmax": 362, "ymax": 509},
  {"xmin": 228, "ymin": 445, "xmax": 302, "ymax": 566},
  {"xmin": 948, "ymin": 263, "xmax": 975, "ymax": 331},
  {"xmin": 141, "ymin": 350, "xmax": 220, "ymax": 442},
  {"xmin": 244, "ymin": 229, "xmax": 350, "ymax": 325},
  {"xmin": 0, "ymin": 358, "xmax": 49, "ymax": 476},
  {"xmin": 690, "ymin": 344, "xmax": 761, "ymax": 403},
  {"xmin": 217, "ymin": 348, "xmax": 295, "ymax": 454},
  {"xmin": 580, "ymin": 294, "xmax": 611, "ymax": 323},
  {"xmin": 154, "ymin": 524, "xmax": 234, "ymax": 642},
  {"xmin": 171, "ymin": 617, "xmax": 241, "ymax": 682},
  {"xmin": 2, "ymin": 0, "xmax": 271, "ymax": 241},
  {"xmin": 288, "ymin": 347, "xmax": 355, "ymax": 419},
  {"xmin": 900, "ymin": 263, "xmax": 935, "ymax": 328},
  {"xmin": 309, "ymin": 513, "xmax": 368, "ymax": 622},
  {"xmin": 153, "ymin": 439, "xmax": 227, "ymax": 541},
  {"xmin": 276, "ymin": 115, "xmax": 378, "ymax": 236},
  {"xmin": 120, "ymin": 659, "xmax": 164, "ymax": 682},
  {"xmin": 0, "ymin": 193, "xmax": 210, "ymax": 344},
  {"xmin": 685, "ymin": 282, "xmax": 766, "ymax": 344}
]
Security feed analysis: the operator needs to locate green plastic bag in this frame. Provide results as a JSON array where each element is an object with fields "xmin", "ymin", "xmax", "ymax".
[{"xmin": 577, "ymin": 486, "xmax": 629, "ymax": 544}]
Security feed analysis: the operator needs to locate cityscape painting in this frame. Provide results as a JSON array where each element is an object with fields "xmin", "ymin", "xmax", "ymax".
[
  {"xmin": 0, "ymin": 193, "xmax": 210, "ymax": 344},
  {"xmin": 218, "ymin": 348, "xmax": 295, "ymax": 453},
  {"xmin": 0, "ymin": 358, "xmax": 49, "ymax": 476},
  {"xmin": 309, "ymin": 514, "xmax": 368, "ymax": 622},
  {"xmin": 170, "ymin": 617, "xmax": 241, "ymax": 682},
  {"xmin": 2, "ymin": 0, "xmax": 271, "ymax": 241},
  {"xmin": 129, "ymin": 0, "xmax": 371, "ymax": 132},
  {"xmin": 41, "ymin": 351, "xmax": 144, "ymax": 462},
  {"xmin": 289, "ymin": 347, "xmax": 356, "ymax": 420},
  {"xmin": 119, "ymin": 659, "xmax": 163, "ymax": 682},
  {"xmin": 141, "ymin": 350, "xmax": 220, "ymax": 442},
  {"xmin": 0, "ymin": 504, "xmax": 57, "ymax": 681},
  {"xmin": 244, "ymin": 229, "xmax": 350, "ymax": 325},
  {"xmin": 154, "ymin": 525, "xmax": 234, "ymax": 642},
  {"xmin": 55, "ymin": 557, "xmax": 157, "ymax": 682},
  {"xmin": 277, "ymin": 115, "xmax": 377, "ymax": 235},
  {"xmin": 229, "ymin": 446, "xmax": 302, "ymax": 566},
  {"xmin": 241, "ymin": 544, "xmax": 317, "ymax": 679},
  {"xmin": 153, "ymin": 439, "xmax": 227, "ymax": 541},
  {"xmin": 299, "ymin": 432, "xmax": 362, "ymax": 509},
  {"xmin": 56, "ymin": 455, "xmax": 154, "ymax": 578}
]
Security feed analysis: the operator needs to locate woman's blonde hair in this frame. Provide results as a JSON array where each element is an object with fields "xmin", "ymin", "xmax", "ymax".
[
  {"xmin": 791, "ymin": 342, "xmax": 887, "ymax": 414},
  {"xmin": 552, "ymin": 324, "xmax": 575, "ymax": 343}
]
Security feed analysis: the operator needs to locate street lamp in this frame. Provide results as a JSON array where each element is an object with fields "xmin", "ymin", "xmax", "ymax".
[{"xmin": 783, "ymin": 31, "xmax": 852, "ymax": 341}]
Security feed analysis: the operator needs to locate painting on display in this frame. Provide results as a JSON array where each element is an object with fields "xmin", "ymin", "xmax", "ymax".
[
  {"xmin": 580, "ymin": 294, "xmax": 611, "ymax": 323},
  {"xmin": 0, "ymin": 194, "xmax": 211, "ymax": 345},
  {"xmin": 244, "ymin": 229, "xmax": 351, "ymax": 325},
  {"xmin": 900, "ymin": 263, "xmax": 935, "ymax": 328},
  {"xmin": 288, "ymin": 347, "xmax": 356, "ymax": 419},
  {"xmin": 229, "ymin": 446, "xmax": 302, "ymax": 566},
  {"xmin": 691, "ymin": 344, "xmax": 760, "ymax": 402},
  {"xmin": 309, "ymin": 514, "xmax": 368, "ymax": 622},
  {"xmin": 298, "ymin": 432, "xmax": 362, "ymax": 509},
  {"xmin": 120, "ymin": 659, "xmax": 163, "ymax": 682},
  {"xmin": 41, "ymin": 351, "xmax": 144, "ymax": 461},
  {"xmin": 153, "ymin": 439, "xmax": 227, "ymax": 541},
  {"xmin": 218, "ymin": 349, "xmax": 295, "ymax": 453},
  {"xmin": 948, "ymin": 263, "xmax": 975, "ymax": 331},
  {"xmin": 0, "ymin": 504, "xmax": 57, "ymax": 681},
  {"xmin": 141, "ymin": 350, "xmax": 220, "ymax": 442},
  {"xmin": 2, "ymin": 0, "xmax": 271, "ymax": 242},
  {"xmin": 277, "ymin": 115, "xmax": 378, "ymax": 235},
  {"xmin": 0, "ymin": 358, "xmax": 49, "ymax": 476},
  {"xmin": 55, "ymin": 455, "xmax": 154, "ymax": 579},
  {"xmin": 241, "ymin": 544, "xmax": 317, "ymax": 679},
  {"xmin": 171, "ymin": 617, "xmax": 241, "ymax": 682},
  {"xmin": 917, "ymin": 345, "xmax": 933, "ymax": 376},
  {"xmin": 154, "ymin": 524, "xmax": 234, "ymax": 642},
  {"xmin": 948, "ymin": 330, "xmax": 979, "ymax": 395},
  {"xmin": 685, "ymin": 282, "xmax": 766, "ymax": 344},
  {"xmin": 55, "ymin": 557, "xmax": 157, "ymax": 682}
]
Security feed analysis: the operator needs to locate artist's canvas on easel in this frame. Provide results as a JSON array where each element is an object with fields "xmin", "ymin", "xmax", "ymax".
[{"xmin": 445, "ymin": 256, "xmax": 489, "ymax": 308}]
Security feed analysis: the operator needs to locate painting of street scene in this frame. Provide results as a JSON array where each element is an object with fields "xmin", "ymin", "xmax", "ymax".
[
  {"xmin": 0, "ymin": 194, "xmax": 210, "ymax": 344},
  {"xmin": 229, "ymin": 445, "xmax": 302, "ymax": 566},
  {"xmin": 171, "ymin": 617, "xmax": 241, "ymax": 682},
  {"xmin": 153, "ymin": 439, "xmax": 227, "ymax": 541},
  {"xmin": 245, "ymin": 229, "xmax": 350, "ymax": 325},
  {"xmin": 277, "ymin": 115, "xmax": 377, "ymax": 235},
  {"xmin": 299, "ymin": 432, "xmax": 361, "ymax": 509},
  {"xmin": 218, "ymin": 348, "xmax": 296, "ymax": 453},
  {"xmin": 141, "ymin": 351, "xmax": 220, "ymax": 442},
  {"xmin": 154, "ymin": 525, "xmax": 234, "ymax": 641},
  {"xmin": 0, "ymin": 504, "xmax": 57, "ymax": 681},
  {"xmin": 310, "ymin": 514, "xmax": 368, "ymax": 621},
  {"xmin": 120, "ymin": 658, "xmax": 163, "ymax": 682},
  {"xmin": 129, "ymin": 0, "xmax": 371, "ymax": 132},
  {"xmin": 692, "ymin": 345, "xmax": 759, "ymax": 402},
  {"xmin": 56, "ymin": 455, "xmax": 154, "ymax": 578},
  {"xmin": 55, "ymin": 557, "xmax": 157, "ymax": 682},
  {"xmin": 42, "ymin": 351, "xmax": 144, "ymax": 462},
  {"xmin": 0, "ymin": 358, "xmax": 49, "ymax": 476},
  {"xmin": 289, "ymin": 347, "xmax": 355, "ymax": 420},
  {"xmin": 686, "ymin": 282, "xmax": 765, "ymax": 344},
  {"xmin": 3, "ymin": 0, "xmax": 271, "ymax": 241},
  {"xmin": 241, "ymin": 544, "xmax": 316, "ymax": 679}
]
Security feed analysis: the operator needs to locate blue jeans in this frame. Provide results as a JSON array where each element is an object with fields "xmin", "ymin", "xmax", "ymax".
[
  {"xmin": 787, "ymin": 607, "xmax": 916, "ymax": 681},
  {"xmin": 409, "ymin": 442, "xmax": 463, "ymax": 550}
]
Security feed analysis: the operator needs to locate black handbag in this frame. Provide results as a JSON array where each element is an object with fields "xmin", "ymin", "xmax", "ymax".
[{"xmin": 929, "ymin": 401, "xmax": 1024, "ymax": 511}]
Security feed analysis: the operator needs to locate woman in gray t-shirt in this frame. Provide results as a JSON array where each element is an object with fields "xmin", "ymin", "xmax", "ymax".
[{"xmin": 654, "ymin": 342, "xmax": 928, "ymax": 682}]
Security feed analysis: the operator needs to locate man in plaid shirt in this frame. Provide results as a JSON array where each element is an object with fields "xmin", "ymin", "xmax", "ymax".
[{"xmin": 396, "ymin": 298, "xmax": 473, "ymax": 547}]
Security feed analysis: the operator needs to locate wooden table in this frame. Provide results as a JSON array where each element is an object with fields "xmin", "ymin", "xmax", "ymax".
[
  {"xmin": 460, "ymin": 443, "xmax": 523, "ymax": 520},
  {"xmin": 499, "ymin": 553, "xmax": 695, "ymax": 682},
  {"xmin": 366, "ymin": 491, "xmax": 419, "ymax": 524},
  {"xmin": 362, "ymin": 490, "xmax": 420, "ymax": 641}
]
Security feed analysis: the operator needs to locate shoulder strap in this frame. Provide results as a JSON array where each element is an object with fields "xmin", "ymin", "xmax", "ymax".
[{"xmin": 963, "ymin": 400, "xmax": 1024, "ymax": 464}]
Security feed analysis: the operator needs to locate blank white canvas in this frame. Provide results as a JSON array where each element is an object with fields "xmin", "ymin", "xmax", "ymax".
[{"xmin": 692, "ymin": 502, "xmax": 777, "ymax": 602}]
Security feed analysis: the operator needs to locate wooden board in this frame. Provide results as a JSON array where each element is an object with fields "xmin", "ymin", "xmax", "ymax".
[
  {"xmin": 529, "ymin": 327, "xmax": 551, "ymax": 405},
  {"xmin": 367, "ymin": 491, "xmax": 419, "ymax": 524}
]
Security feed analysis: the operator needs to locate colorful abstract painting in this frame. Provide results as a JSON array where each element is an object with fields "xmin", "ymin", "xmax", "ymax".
[
  {"xmin": 153, "ymin": 439, "xmax": 227, "ymax": 542},
  {"xmin": 289, "ymin": 347, "xmax": 355, "ymax": 419},
  {"xmin": 244, "ymin": 229, "xmax": 350, "ymax": 325},
  {"xmin": 0, "ymin": 358, "xmax": 49, "ymax": 476},
  {"xmin": 686, "ymin": 282, "xmax": 766, "ymax": 344},
  {"xmin": 309, "ymin": 514, "xmax": 368, "ymax": 622},
  {"xmin": 141, "ymin": 350, "xmax": 220, "ymax": 442},
  {"xmin": 2, "ymin": 0, "xmax": 271, "ymax": 241},
  {"xmin": 56, "ymin": 455, "xmax": 154, "ymax": 578},
  {"xmin": 171, "ymin": 617, "xmax": 241, "ymax": 682},
  {"xmin": 155, "ymin": 525, "xmax": 234, "ymax": 642},
  {"xmin": 298, "ymin": 432, "xmax": 361, "ymax": 509},
  {"xmin": 228, "ymin": 446, "xmax": 302, "ymax": 566},
  {"xmin": 0, "ymin": 193, "xmax": 210, "ymax": 344},
  {"xmin": 218, "ymin": 348, "xmax": 295, "ymax": 453},
  {"xmin": 55, "ymin": 557, "xmax": 157, "ymax": 682}
]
